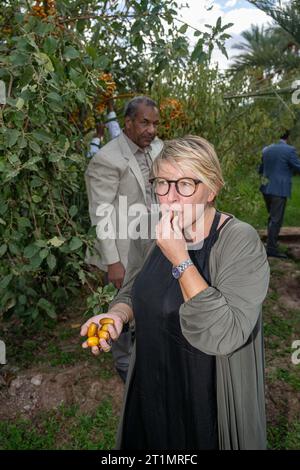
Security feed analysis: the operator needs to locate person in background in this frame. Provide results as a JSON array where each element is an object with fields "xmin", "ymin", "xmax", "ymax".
[
  {"xmin": 87, "ymin": 100, "xmax": 121, "ymax": 158},
  {"xmin": 81, "ymin": 135, "xmax": 270, "ymax": 449},
  {"xmin": 259, "ymin": 130, "xmax": 300, "ymax": 258},
  {"xmin": 85, "ymin": 96, "xmax": 163, "ymax": 382}
]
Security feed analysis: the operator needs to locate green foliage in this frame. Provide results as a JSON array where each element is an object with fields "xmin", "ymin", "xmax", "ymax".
[
  {"xmin": 0, "ymin": 2, "xmax": 113, "ymax": 321},
  {"xmin": 156, "ymin": 64, "xmax": 293, "ymax": 158},
  {"xmin": 268, "ymin": 419, "xmax": 300, "ymax": 450},
  {"xmin": 276, "ymin": 367, "xmax": 300, "ymax": 391},
  {"xmin": 0, "ymin": 401, "xmax": 118, "ymax": 450},
  {"xmin": 0, "ymin": 0, "xmax": 233, "ymax": 322},
  {"xmin": 153, "ymin": 64, "xmax": 294, "ymax": 221},
  {"xmin": 248, "ymin": 0, "xmax": 300, "ymax": 47},
  {"xmin": 1, "ymin": 1, "xmax": 297, "ymax": 323},
  {"xmin": 84, "ymin": 283, "xmax": 118, "ymax": 318},
  {"xmin": 231, "ymin": 24, "xmax": 300, "ymax": 74}
]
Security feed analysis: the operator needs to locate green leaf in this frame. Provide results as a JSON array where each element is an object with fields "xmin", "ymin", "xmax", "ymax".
[
  {"xmin": 0, "ymin": 161, "xmax": 6, "ymax": 173},
  {"xmin": 32, "ymin": 194, "xmax": 42, "ymax": 203},
  {"xmin": 75, "ymin": 90, "xmax": 86, "ymax": 103},
  {"xmin": 48, "ymin": 236, "xmax": 65, "ymax": 247},
  {"xmin": 16, "ymin": 98, "xmax": 25, "ymax": 110},
  {"xmin": 9, "ymin": 243, "xmax": 21, "ymax": 256},
  {"xmin": 58, "ymin": 243, "xmax": 69, "ymax": 254},
  {"xmin": 191, "ymin": 38, "xmax": 207, "ymax": 63},
  {"xmin": 47, "ymin": 253, "xmax": 56, "ymax": 270},
  {"xmin": 78, "ymin": 269, "xmax": 86, "ymax": 284},
  {"xmin": 29, "ymin": 253, "xmax": 43, "ymax": 269},
  {"xmin": 64, "ymin": 46, "xmax": 80, "ymax": 60},
  {"xmin": 0, "ymin": 274, "xmax": 13, "ymax": 290},
  {"xmin": 221, "ymin": 23, "xmax": 234, "ymax": 32},
  {"xmin": 69, "ymin": 205, "xmax": 78, "ymax": 217},
  {"xmin": 0, "ymin": 217, "xmax": 6, "ymax": 226},
  {"xmin": 32, "ymin": 130, "xmax": 52, "ymax": 144},
  {"xmin": 47, "ymin": 92, "xmax": 61, "ymax": 102},
  {"xmin": 48, "ymin": 101, "xmax": 63, "ymax": 113},
  {"xmin": 133, "ymin": 34, "xmax": 144, "ymax": 52},
  {"xmin": 18, "ymin": 136, "xmax": 28, "ymax": 149},
  {"xmin": 34, "ymin": 21, "xmax": 54, "ymax": 37},
  {"xmin": 29, "ymin": 140, "xmax": 41, "ymax": 153},
  {"xmin": 69, "ymin": 237, "xmax": 83, "ymax": 251},
  {"xmin": 179, "ymin": 23, "xmax": 188, "ymax": 34},
  {"xmin": 23, "ymin": 156, "xmax": 43, "ymax": 168},
  {"xmin": 68, "ymin": 153, "xmax": 82, "ymax": 163},
  {"xmin": 39, "ymin": 248, "xmax": 49, "ymax": 259},
  {"xmin": 37, "ymin": 298, "xmax": 57, "ymax": 319},
  {"xmin": 218, "ymin": 43, "xmax": 228, "ymax": 59},
  {"xmin": 35, "ymin": 240, "xmax": 47, "ymax": 248},
  {"xmin": 5, "ymin": 168, "xmax": 20, "ymax": 181},
  {"xmin": 77, "ymin": 19, "xmax": 87, "ymax": 34},
  {"xmin": 8, "ymin": 154, "xmax": 20, "ymax": 165},
  {"xmin": 48, "ymin": 153, "xmax": 62, "ymax": 163},
  {"xmin": 34, "ymin": 52, "xmax": 54, "ymax": 72},
  {"xmin": 43, "ymin": 37, "xmax": 58, "ymax": 55},
  {"xmin": 69, "ymin": 68, "xmax": 84, "ymax": 86},
  {"xmin": 10, "ymin": 52, "xmax": 28, "ymax": 66},
  {"xmin": 17, "ymin": 217, "xmax": 32, "ymax": 230},
  {"xmin": 24, "ymin": 244, "xmax": 40, "ymax": 258},
  {"xmin": 86, "ymin": 45, "xmax": 98, "ymax": 59},
  {"xmin": 19, "ymin": 65, "xmax": 35, "ymax": 87},
  {"xmin": 31, "ymin": 308, "xmax": 39, "ymax": 320},
  {"xmin": 0, "ymin": 244, "xmax": 8, "ymax": 257},
  {"xmin": 6, "ymin": 129, "xmax": 21, "ymax": 148},
  {"xmin": 94, "ymin": 55, "xmax": 110, "ymax": 69},
  {"xmin": 18, "ymin": 294, "xmax": 27, "ymax": 305}
]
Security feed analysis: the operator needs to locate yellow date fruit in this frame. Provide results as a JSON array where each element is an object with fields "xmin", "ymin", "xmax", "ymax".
[
  {"xmin": 87, "ymin": 336, "xmax": 99, "ymax": 347},
  {"xmin": 99, "ymin": 318, "xmax": 115, "ymax": 325},
  {"xmin": 100, "ymin": 324, "xmax": 110, "ymax": 332},
  {"xmin": 87, "ymin": 322, "xmax": 98, "ymax": 337},
  {"xmin": 98, "ymin": 330, "xmax": 110, "ymax": 341}
]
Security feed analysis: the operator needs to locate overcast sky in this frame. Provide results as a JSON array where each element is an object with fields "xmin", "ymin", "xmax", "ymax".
[{"xmin": 179, "ymin": 0, "xmax": 275, "ymax": 69}]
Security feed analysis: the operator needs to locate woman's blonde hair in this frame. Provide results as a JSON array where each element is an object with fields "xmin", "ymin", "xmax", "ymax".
[{"xmin": 151, "ymin": 135, "xmax": 224, "ymax": 197}]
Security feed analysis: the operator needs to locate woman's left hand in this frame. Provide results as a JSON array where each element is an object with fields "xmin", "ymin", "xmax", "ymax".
[{"xmin": 156, "ymin": 210, "xmax": 189, "ymax": 266}]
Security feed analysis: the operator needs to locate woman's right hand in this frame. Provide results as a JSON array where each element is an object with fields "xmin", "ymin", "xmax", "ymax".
[{"xmin": 80, "ymin": 311, "xmax": 125, "ymax": 355}]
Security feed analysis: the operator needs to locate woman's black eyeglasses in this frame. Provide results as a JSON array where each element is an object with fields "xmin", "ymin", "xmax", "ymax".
[{"xmin": 149, "ymin": 177, "xmax": 203, "ymax": 197}]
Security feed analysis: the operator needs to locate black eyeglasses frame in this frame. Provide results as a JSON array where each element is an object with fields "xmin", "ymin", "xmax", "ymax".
[{"xmin": 149, "ymin": 177, "xmax": 203, "ymax": 197}]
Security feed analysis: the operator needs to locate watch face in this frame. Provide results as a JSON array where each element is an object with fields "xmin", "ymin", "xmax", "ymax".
[{"xmin": 172, "ymin": 267, "xmax": 180, "ymax": 279}]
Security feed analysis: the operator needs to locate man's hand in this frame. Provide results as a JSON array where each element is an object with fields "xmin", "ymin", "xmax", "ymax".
[
  {"xmin": 106, "ymin": 99, "xmax": 114, "ymax": 113},
  {"xmin": 107, "ymin": 261, "xmax": 125, "ymax": 289},
  {"xmin": 95, "ymin": 122, "xmax": 105, "ymax": 139}
]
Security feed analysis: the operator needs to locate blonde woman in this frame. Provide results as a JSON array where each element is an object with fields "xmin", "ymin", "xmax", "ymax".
[{"xmin": 81, "ymin": 135, "xmax": 270, "ymax": 450}]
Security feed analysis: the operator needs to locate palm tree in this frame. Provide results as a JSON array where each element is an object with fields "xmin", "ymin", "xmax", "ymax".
[
  {"xmin": 248, "ymin": 0, "xmax": 300, "ymax": 46},
  {"xmin": 231, "ymin": 24, "xmax": 300, "ymax": 75}
]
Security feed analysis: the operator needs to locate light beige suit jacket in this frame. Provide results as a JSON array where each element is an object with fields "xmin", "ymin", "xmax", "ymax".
[{"xmin": 85, "ymin": 131, "xmax": 163, "ymax": 271}]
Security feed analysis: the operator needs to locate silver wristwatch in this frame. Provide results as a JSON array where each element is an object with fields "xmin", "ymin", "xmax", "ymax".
[{"xmin": 172, "ymin": 259, "xmax": 194, "ymax": 279}]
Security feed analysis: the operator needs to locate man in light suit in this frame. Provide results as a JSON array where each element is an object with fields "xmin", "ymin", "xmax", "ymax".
[
  {"xmin": 85, "ymin": 96, "xmax": 163, "ymax": 381},
  {"xmin": 259, "ymin": 130, "xmax": 300, "ymax": 258}
]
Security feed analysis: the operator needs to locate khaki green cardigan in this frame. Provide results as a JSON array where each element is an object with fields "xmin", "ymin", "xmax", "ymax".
[{"xmin": 109, "ymin": 216, "xmax": 270, "ymax": 450}]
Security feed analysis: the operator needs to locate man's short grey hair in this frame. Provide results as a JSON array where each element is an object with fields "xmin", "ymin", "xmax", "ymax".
[{"xmin": 124, "ymin": 96, "xmax": 158, "ymax": 119}]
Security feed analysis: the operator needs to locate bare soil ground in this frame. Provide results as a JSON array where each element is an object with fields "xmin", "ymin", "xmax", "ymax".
[{"xmin": 0, "ymin": 296, "xmax": 124, "ymax": 425}]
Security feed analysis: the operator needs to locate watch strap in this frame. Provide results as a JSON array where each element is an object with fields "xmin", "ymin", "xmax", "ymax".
[{"xmin": 172, "ymin": 258, "xmax": 193, "ymax": 279}]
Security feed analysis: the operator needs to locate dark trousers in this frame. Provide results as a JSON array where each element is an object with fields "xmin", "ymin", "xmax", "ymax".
[{"xmin": 263, "ymin": 194, "xmax": 286, "ymax": 254}]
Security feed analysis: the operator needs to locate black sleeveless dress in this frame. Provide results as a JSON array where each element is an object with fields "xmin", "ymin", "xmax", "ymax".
[{"xmin": 121, "ymin": 211, "xmax": 232, "ymax": 450}]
